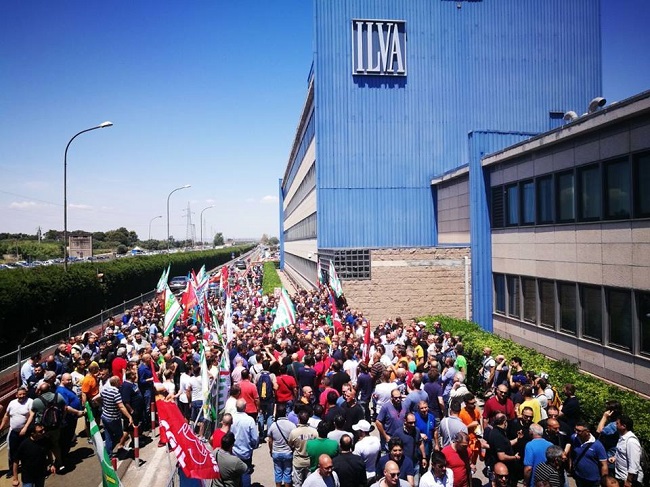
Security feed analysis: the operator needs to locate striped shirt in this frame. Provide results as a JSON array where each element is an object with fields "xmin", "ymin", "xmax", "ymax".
[
  {"xmin": 100, "ymin": 384, "xmax": 123, "ymax": 421},
  {"xmin": 534, "ymin": 462, "xmax": 562, "ymax": 487}
]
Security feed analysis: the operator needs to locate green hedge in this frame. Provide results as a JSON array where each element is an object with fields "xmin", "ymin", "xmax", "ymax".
[
  {"xmin": 262, "ymin": 261, "xmax": 281, "ymax": 296},
  {"xmin": 420, "ymin": 315, "xmax": 650, "ymax": 452},
  {"xmin": 0, "ymin": 246, "xmax": 253, "ymax": 355}
]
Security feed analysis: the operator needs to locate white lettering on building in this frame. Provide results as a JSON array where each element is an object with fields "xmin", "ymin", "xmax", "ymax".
[{"xmin": 352, "ymin": 19, "xmax": 406, "ymax": 76}]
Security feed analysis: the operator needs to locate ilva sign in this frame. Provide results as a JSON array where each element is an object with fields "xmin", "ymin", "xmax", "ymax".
[{"xmin": 352, "ymin": 19, "xmax": 406, "ymax": 76}]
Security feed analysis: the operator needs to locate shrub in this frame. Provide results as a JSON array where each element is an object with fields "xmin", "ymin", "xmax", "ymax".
[
  {"xmin": 419, "ymin": 315, "xmax": 650, "ymax": 452},
  {"xmin": 262, "ymin": 261, "xmax": 281, "ymax": 295}
]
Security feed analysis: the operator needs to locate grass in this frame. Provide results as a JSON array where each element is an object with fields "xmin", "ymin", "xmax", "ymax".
[{"xmin": 262, "ymin": 261, "xmax": 282, "ymax": 295}]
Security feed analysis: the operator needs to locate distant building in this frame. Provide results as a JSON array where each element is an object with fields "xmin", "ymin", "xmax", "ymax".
[{"xmin": 69, "ymin": 235, "xmax": 92, "ymax": 259}]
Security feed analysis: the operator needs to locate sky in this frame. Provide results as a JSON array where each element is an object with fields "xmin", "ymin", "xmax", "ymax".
[{"xmin": 1, "ymin": 1, "xmax": 649, "ymax": 243}]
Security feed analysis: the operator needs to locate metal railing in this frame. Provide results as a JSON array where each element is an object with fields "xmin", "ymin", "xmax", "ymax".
[{"xmin": 0, "ymin": 289, "xmax": 158, "ymax": 387}]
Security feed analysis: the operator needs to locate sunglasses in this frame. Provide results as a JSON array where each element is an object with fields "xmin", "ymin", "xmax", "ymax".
[{"xmin": 495, "ymin": 474, "xmax": 509, "ymax": 479}]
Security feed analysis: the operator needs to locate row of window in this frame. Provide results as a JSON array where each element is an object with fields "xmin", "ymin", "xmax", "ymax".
[
  {"xmin": 284, "ymin": 111, "xmax": 315, "ymax": 193},
  {"xmin": 285, "ymin": 252, "xmax": 317, "ymax": 285},
  {"xmin": 494, "ymin": 273, "xmax": 650, "ymax": 355},
  {"xmin": 319, "ymin": 248, "xmax": 371, "ymax": 280},
  {"xmin": 284, "ymin": 162, "xmax": 316, "ymax": 220},
  {"xmin": 284, "ymin": 213, "xmax": 317, "ymax": 242},
  {"xmin": 491, "ymin": 151, "xmax": 650, "ymax": 228}
]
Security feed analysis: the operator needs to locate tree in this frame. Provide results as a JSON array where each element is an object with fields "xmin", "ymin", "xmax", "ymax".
[
  {"xmin": 260, "ymin": 233, "xmax": 269, "ymax": 244},
  {"xmin": 268, "ymin": 236, "xmax": 279, "ymax": 246},
  {"xmin": 116, "ymin": 244, "xmax": 128, "ymax": 255},
  {"xmin": 213, "ymin": 232, "xmax": 224, "ymax": 246},
  {"xmin": 44, "ymin": 230, "xmax": 61, "ymax": 241},
  {"xmin": 92, "ymin": 231, "xmax": 106, "ymax": 242}
]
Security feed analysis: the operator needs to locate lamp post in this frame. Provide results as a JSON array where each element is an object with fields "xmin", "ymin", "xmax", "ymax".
[
  {"xmin": 166, "ymin": 185, "xmax": 191, "ymax": 251},
  {"xmin": 200, "ymin": 205, "xmax": 215, "ymax": 248},
  {"xmin": 148, "ymin": 215, "xmax": 162, "ymax": 241},
  {"xmin": 63, "ymin": 121, "xmax": 113, "ymax": 271}
]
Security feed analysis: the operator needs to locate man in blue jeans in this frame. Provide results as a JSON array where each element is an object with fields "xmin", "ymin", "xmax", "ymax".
[
  {"xmin": 268, "ymin": 403, "xmax": 297, "ymax": 487},
  {"xmin": 231, "ymin": 399, "xmax": 259, "ymax": 487},
  {"xmin": 100, "ymin": 376, "xmax": 133, "ymax": 456}
]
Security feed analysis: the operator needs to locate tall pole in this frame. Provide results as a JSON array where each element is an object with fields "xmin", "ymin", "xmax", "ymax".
[
  {"xmin": 166, "ymin": 185, "xmax": 191, "ymax": 251},
  {"xmin": 200, "ymin": 205, "xmax": 215, "ymax": 248},
  {"xmin": 148, "ymin": 215, "xmax": 162, "ymax": 241},
  {"xmin": 63, "ymin": 121, "xmax": 113, "ymax": 271}
]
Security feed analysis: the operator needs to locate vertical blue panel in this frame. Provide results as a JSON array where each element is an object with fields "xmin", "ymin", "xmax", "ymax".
[
  {"xmin": 312, "ymin": 0, "xmax": 602, "ymax": 249},
  {"xmin": 279, "ymin": 178, "xmax": 285, "ymax": 270},
  {"xmin": 468, "ymin": 131, "xmax": 535, "ymax": 332}
]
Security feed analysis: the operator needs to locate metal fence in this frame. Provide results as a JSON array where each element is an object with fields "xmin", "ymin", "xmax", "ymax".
[{"xmin": 0, "ymin": 289, "xmax": 158, "ymax": 385}]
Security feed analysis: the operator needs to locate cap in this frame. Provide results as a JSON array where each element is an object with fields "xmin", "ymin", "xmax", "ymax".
[
  {"xmin": 512, "ymin": 374, "xmax": 528, "ymax": 384},
  {"xmin": 44, "ymin": 371, "xmax": 57, "ymax": 382},
  {"xmin": 352, "ymin": 419, "xmax": 375, "ymax": 433},
  {"xmin": 417, "ymin": 321, "xmax": 426, "ymax": 326}
]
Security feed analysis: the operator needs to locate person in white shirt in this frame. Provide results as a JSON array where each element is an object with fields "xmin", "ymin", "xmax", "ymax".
[
  {"xmin": 613, "ymin": 415, "xmax": 644, "ymax": 487},
  {"xmin": 419, "ymin": 451, "xmax": 454, "ymax": 487},
  {"xmin": 342, "ymin": 350, "xmax": 358, "ymax": 386},
  {"xmin": 0, "ymin": 387, "xmax": 33, "ymax": 487},
  {"xmin": 352, "ymin": 420, "xmax": 381, "ymax": 483}
]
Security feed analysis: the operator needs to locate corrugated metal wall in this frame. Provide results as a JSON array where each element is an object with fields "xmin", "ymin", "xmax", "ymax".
[{"xmin": 313, "ymin": 0, "xmax": 602, "ymax": 248}]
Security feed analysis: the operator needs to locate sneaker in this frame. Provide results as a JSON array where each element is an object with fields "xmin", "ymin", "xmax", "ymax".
[{"xmin": 57, "ymin": 466, "xmax": 66, "ymax": 474}]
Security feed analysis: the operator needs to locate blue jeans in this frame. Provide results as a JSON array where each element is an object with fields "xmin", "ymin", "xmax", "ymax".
[
  {"xmin": 241, "ymin": 456, "xmax": 253, "ymax": 487},
  {"xmin": 102, "ymin": 416, "xmax": 123, "ymax": 454},
  {"xmin": 23, "ymin": 481, "xmax": 45, "ymax": 487},
  {"xmin": 272, "ymin": 452, "xmax": 293, "ymax": 483}
]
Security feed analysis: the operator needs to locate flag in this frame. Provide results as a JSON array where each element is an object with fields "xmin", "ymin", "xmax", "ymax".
[
  {"xmin": 328, "ymin": 291, "xmax": 343, "ymax": 332},
  {"xmin": 328, "ymin": 261, "xmax": 343, "ymax": 297},
  {"xmin": 270, "ymin": 288, "xmax": 297, "ymax": 332},
  {"xmin": 362, "ymin": 320, "xmax": 372, "ymax": 364},
  {"xmin": 163, "ymin": 283, "xmax": 182, "ymax": 336},
  {"xmin": 215, "ymin": 349, "xmax": 231, "ymax": 419},
  {"xmin": 199, "ymin": 342, "xmax": 211, "ymax": 420},
  {"xmin": 181, "ymin": 280, "xmax": 199, "ymax": 320},
  {"xmin": 224, "ymin": 294, "xmax": 234, "ymax": 346},
  {"xmin": 156, "ymin": 265, "xmax": 171, "ymax": 293},
  {"xmin": 317, "ymin": 260, "xmax": 325, "ymax": 287},
  {"xmin": 220, "ymin": 266, "xmax": 229, "ymax": 296},
  {"xmin": 86, "ymin": 403, "xmax": 123, "ymax": 487}
]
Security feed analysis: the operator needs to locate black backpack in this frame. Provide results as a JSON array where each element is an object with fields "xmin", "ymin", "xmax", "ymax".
[
  {"xmin": 41, "ymin": 392, "xmax": 64, "ymax": 430},
  {"xmin": 258, "ymin": 372, "xmax": 275, "ymax": 402}
]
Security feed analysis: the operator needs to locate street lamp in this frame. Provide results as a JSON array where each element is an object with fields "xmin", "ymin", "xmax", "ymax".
[
  {"xmin": 200, "ymin": 205, "xmax": 215, "ymax": 248},
  {"xmin": 63, "ymin": 121, "xmax": 113, "ymax": 271},
  {"xmin": 148, "ymin": 215, "xmax": 162, "ymax": 241},
  {"xmin": 166, "ymin": 185, "xmax": 191, "ymax": 251}
]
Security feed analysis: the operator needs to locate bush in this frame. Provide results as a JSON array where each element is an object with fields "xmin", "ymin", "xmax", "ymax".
[
  {"xmin": 262, "ymin": 261, "xmax": 281, "ymax": 295},
  {"xmin": 419, "ymin": 315, "xmax": 650, "ymax": 452},
  {"xmin": 0, "ymin": 246, "xmax": 253, "ymax": 355}
]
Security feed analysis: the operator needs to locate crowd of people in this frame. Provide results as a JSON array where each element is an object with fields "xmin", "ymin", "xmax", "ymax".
[{"xmin": 1, "ymin": 258, "xmax": 646, "ymax": 487}]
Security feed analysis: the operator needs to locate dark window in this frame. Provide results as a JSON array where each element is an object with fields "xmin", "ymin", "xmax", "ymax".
[
  {"xmin": 506, "ymin": 184, "xmax": 519, "ymax": 226},
  {"xmin": 578, "ymin": 165, "xmax": 601, "ymax": 221},
  {"xmin": 549, "ymin": 111, "xmax": 564, "ymax": 130},
  {"xmin": 491, "ymin": 187, "xmax": 505, "ymax": 228},
  {"xmin": 634, "ymin": 152, "xmax": 650, "ymax": 218},
  {"xmin": 522, "ymin": 277, "xmax": 536, "ymax": 323},
  {"xmin": 581, "ymin": 285, "xmax": 603, "ymax": 342},
  {"xmin": 536, "ymin": 175, "xmax": 553, "ymax": 224},
  {"xmin": 520, "ymin": 181, "xmax": 535, "ymax": 225},
  {"xmin": 558, "ymin": 282, "xmax": 577, "ymax": 335},
  {"xmin": 507, "ymin": 275, "xmax": 520, "ymax": 318},
  {"xmin": 638, "ymin": 291, "xmax": 650, "ymax": 355},
  {"xmin": 494, "ymin": 274, "xmax": 505, "ymax": 314},
  {"xmin": 557, "ymin": 171, "xmax": 575, "ymax": 222},
  {"xmin": 607, "ymin": 288, "xmax": 632, "ymax": 350},
  {"xmin": 604, "ymin": 159, "xmax": 630, "ymax": 219},
  {"xmin": 318, "ymin": 249, "xmax": 371, "ymax": 280},
  {"xmin": 539, "ymin": 280, "xmax": 555, "ymax": 329}
]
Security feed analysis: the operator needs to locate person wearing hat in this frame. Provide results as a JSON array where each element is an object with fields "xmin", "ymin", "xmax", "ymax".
[{"xmin": 353, "ymin": 419, "xmax": 381, "ymax": 483}]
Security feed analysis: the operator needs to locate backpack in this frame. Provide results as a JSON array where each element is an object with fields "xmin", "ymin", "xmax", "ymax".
[
  {"xmin": 258, "ymin": 372, "xmax": 274, "ymax": 402},
  {"xmin": 41, "ymin": 392, "xmax": 64, "ymax": 430},
  {"xmin": 548, "ymin": 385, "xmax": 562, "ymax": 409}
]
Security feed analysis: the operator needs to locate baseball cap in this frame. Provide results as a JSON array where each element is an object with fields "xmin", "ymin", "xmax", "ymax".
[{"xmin": 352, "ymin": 419, "xmax": 375, "ymax": 433}]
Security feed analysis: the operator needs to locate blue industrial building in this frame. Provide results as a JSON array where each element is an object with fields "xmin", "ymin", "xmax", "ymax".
[{"xmin": 280, "ymin": 0, "xmax": 603, "ymax": 328}]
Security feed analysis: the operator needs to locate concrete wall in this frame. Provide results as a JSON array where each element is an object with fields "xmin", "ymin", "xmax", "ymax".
[
  {"xmin": 342, "ymin": 247, "xmax": 471, "ymax": 323},
  {"xmin": 438, "ymin": 176, "xmax": 470, "ymax": 244}
]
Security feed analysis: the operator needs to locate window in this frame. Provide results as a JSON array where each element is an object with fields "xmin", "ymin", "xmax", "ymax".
[
  {"xmin": 284, "ymin": 213, "xmax": 317, "ymax": 241},
  {"xmin": 522, "ymin": 277, "xmax": 536, "ymax": 323},
  {"xmin": 638, "ymin": 291, "xmax": 650, "ymax": 355},
  {"xmin": 506, "ymin": 185, "xmax": 519, "ymax": 226},
  {"xmin": 520, "ymin": 181, "xmax": 535, "ymax": 225},
  {"xmin": 578, "ymin": 165, "xmax": 602, "ymax": 221},
  {"xmin": 608, "ymin": 289, "xmax": 632, "ymax": 349},
  {"xmin": 558, "ymin": 282, "xmax": 577, "ymax": 334},
  {"xmin": 536, "ymin": 175, "xmax": 553, "ymax": 224},
  {"xmin": 634, "ymin": 152, "xmax": 650, "ymax": 218},
  {"xmin": 557, "ymin": 171, "xmax": 575, "ymax": 222},
  {"xmin": 539, "ymin": 280, "xmax": 555, "ymax": 328},
  {"xmin": 318, "ymin": 249, "xmax": 371, "ymax": 280},
  {"xmin": 604, "ymin": 159, "xmax": 630, "ymax": 219},
  {"xmin": 491, "ymin": 187, "xmax": 505, "ymax": 228},
  {"xmin": 507, "ymin": 275, "xmax": 520, "ymax": 318},
  {"xmin": 581, "ymin": 285, "xmax": 603, "ymax": 342},
  {"xmin": 494, "ymin": 274, "xmax": 505, "ymax": 314}
]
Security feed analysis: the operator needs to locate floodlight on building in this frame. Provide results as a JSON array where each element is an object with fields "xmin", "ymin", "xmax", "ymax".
[{"xmin": 587, "ymin": 97, "xmax": 606, "ymax": 114}]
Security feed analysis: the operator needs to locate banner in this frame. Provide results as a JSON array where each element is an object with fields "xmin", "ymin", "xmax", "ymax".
[
  {"xmin": 270, "ymin": 288, "xmax": 297, "ymax": 332},
  {"xmin": 164, "ymin": 283, "xmax": 182, "ymax": 336},
  {"xmin": 156, "ymin": 400, "xmax": 221, "ymax": 480},
  {"xmin": 329, "ymin": 260, "xmax": 343, "ymax": 297}
]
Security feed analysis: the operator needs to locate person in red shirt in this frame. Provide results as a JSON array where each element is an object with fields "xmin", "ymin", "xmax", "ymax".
[
  {"xmin": 482, "ymin": 384, "xmax": 516, "ymax": 429},
  {"xmin": 275, "ymin": 365, "xmax": 298, "ymax": 407},
  {"xmin": 442, "ymin": 431, "xmax": 473, "ymax": 487},
  {"xmin": 111, "ymin": 347, "xmax": 128, "ymax": 385},
  {"xmin": 211, "ymin": 413, "xmax": 232, "ymax": 449},
  {"xmin": 238, "ymin": 369, "xmax": 260, "ymax": 419}
]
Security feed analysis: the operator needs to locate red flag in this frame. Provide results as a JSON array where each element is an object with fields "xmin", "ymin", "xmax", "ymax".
[
  {"xmin": 203, "ymin": 294, "xmax": 210, "ymax": 326},
  {"xmin": 156, "ymin": 400, "xmax": 221, "ymax": 479},
  {"xmin": 181, "ymin": 280, "xmax": 198, "ymax": 320},
  {"xmin": 363, "ymin": 320, "xmax": 372, "ymax": 364},
  {"xmin": 328, "ymin": 291, "xmax": 343, "ymax": 333}
]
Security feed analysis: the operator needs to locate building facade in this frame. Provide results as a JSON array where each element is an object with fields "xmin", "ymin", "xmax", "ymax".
[{"xmin": 280, "ymin": 0, "xmax": 602, "ymax": 323}]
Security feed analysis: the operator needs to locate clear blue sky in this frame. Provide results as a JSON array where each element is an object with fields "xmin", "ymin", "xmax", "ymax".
[{"xmin": 1, "ymin": 1, "xmax": 648, "ymax": 242}]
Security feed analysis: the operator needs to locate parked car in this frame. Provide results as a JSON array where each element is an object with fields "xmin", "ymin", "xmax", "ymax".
[
  {"xmin": 169, "ymin": 275, "xmax": 189, "ymax": 293},
  {"xmin": 235, "ymin": 260, "xmax": 247, "ymax": 270}
]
